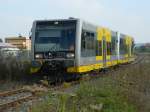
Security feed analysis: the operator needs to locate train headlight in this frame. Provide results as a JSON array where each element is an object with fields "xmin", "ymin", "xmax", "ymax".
[
  {"xmin": 35, "ymin": 54, "xmax": 43, "ymax": 59},
  {"xmin": 66, "ymin": 53, "xmax": 75, "ymax": 58}
]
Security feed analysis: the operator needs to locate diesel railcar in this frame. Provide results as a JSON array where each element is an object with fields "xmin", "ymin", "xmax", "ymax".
[{"xmin": 30, "ymin": 18, "xmax": 134, "ymax": 78}]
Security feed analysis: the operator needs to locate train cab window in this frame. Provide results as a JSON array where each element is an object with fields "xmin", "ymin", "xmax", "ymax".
[
  {"xmin": 81, "ymin": 30, "xmax": 96, "ymax": 57},
  {"xmin": 107, "ymin": 42, "xmax": 111, "ymax": 55}
]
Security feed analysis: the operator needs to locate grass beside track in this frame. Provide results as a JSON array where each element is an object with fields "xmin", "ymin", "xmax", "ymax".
[
  {"xmin": 31, "ymin": 54, "xmax": 150, "ymax": 112},
  {"xmin": 31, "ymin": 77, "xmax": 137, "ymax": 112}
]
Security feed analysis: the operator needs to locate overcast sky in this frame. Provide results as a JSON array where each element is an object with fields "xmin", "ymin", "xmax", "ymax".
[{"xmin": 0, "ymin": 0, "xmax": 150, "ymax": 43}]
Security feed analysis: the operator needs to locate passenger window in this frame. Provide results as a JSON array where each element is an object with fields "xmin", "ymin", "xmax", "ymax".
[
  {"xmin": 107, "ymin": 42, "xmax": 111, "ymax": 55},
  {"xmin": 131, "ymin": 41, "xmax": 134, "ymax": 55},
  {"xmin": 81, "ymin": 32, "xmax": 86, "ymax": 50},
  {"xmin": 81, "ymin": 30, "xmax": 96, "ymax": 57},
  {"xmin": 120, "ymin": 38, "xmax": 128, "ymax": 55},
  {"xmin": 111, "ymin": 36, "xmax": 117, "ymax": 55},
  {"xmin": 96, "ymin": 40, "xmax": 102, "ymax": 56}
]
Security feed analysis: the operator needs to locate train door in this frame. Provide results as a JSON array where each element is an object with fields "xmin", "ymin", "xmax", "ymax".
[
  {"xmin": 102, "ymin": 37, "xmax": 107, "ymax": 67},
  {"xmin": 96, "ymin": 28, "xmax": 103, "ymax": 61},
  {"xmin": 125, "ymin": 37, "xmax": 129, "ymax": 59},
  {"xmin": 128, "ymin": 45, "xmax": 130, "ymax": 58}
]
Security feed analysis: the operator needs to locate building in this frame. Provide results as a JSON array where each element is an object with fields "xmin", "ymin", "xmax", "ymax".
[
  {"xmin": 0, "ymin": 43, "xmax": 20, "ymax": 57},
  {"xmin": 0, "ymin": 43, "xmax": 17, "ymax": 50},
  {"xmin": 0, "ymin": 38, "xmax": 3, "ymax": 43},
  {"xmin": 145, "ymin": 43, "xmax": 150, "ymax": 48},
  {"xmin": 5, "ymin": 36, "xmax": 31, "ymax": 50}
]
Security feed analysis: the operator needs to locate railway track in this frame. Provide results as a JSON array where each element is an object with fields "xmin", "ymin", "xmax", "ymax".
[
  {"xmin": 0, "ymin": 88, "xmax": 33, "ymax": 110},
  {"xmin": 118, "ymin": 55, "xmax": 145, "ymax": 68},
  {"xmin": 131, "ymin": 55, "xmax": 145, "ymax": 65}
]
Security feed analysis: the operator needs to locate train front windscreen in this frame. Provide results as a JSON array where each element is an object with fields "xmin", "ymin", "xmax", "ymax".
[{"xmin": 34, "ymin": 20, "xmax": 76, "ymax": 59}]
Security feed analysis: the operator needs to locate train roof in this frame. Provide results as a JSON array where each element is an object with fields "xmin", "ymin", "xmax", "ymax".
[
  {"xmin": 34, "ymin": 17, "xmax": 78, "ymax": 23},
  {"xmin": 33, "ymin": 18, "xmax": 133, "ymax": 38}
]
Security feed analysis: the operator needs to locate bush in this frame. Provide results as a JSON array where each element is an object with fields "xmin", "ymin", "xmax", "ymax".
[{"xmin": 0, "ymin": 52, "xmax": 31, "ymax": 82}]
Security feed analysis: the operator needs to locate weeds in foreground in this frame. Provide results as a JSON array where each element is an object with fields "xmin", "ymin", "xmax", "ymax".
[{"xmin": 31, "ymin": 78, "xmax": 136, "ymax": 112}]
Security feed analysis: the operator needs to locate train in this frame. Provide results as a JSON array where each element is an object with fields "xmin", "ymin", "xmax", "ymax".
[{"xmin": 30, "ymin": 18, "xmax": 135, "ymax": 81}]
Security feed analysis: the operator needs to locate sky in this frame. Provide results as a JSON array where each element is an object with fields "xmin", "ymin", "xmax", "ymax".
[{"xmin": 0, "ymin": 0, "xmax": 150, "ymax": 43}]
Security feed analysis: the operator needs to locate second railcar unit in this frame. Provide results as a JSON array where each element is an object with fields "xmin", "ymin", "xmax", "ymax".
[{"xmin": 30, "ymin": 18, "xmax": 135, "ymax": 75}]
